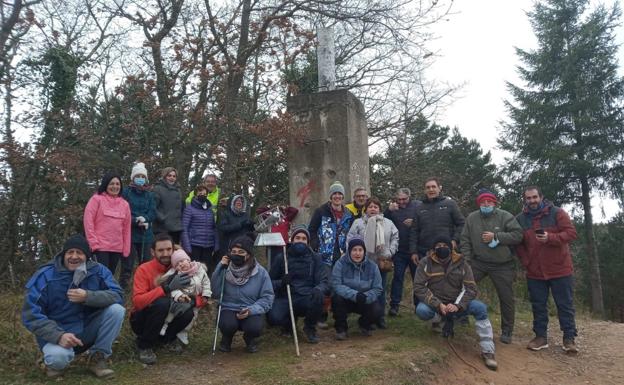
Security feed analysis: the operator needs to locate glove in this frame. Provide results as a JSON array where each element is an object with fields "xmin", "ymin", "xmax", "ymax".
[
  {"xmin": 281, "ymin": 273, "xmax": 292, "ymax": 286},
  {"xmin": 162, "ymin": 273, "xmax": 191, "ymax": 294},
  {"xmin": 139, "ymin": 222, "xmax": 149, "ymax": 230},
  {"xmin": 356, "ymin": 292, "xmax": 367, "ymax": 305},
  {"xmin": 136, "ymin": 216, "xmax": 146, "ymax": 224},
  {"xmin": 310, "ymin": 288, "xmax": 324, "ymax": 304},
  {"xmin": 169, "ymin": 301, "xmax": 193, "ymax": 317}
]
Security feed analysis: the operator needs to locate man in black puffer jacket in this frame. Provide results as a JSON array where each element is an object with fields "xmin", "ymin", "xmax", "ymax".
[
  {"xmin": 267, "ymin": 225, "xmax": 329, "ymax": 344},
  {"xmin": 409, "ymin": 177, "xmax": 465, "ymax": 265}
]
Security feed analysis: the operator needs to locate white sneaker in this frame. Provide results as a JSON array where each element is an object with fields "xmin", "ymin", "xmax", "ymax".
[
  {"xmin": 177, "ymin": 331, "xmax": 189, "ymax": 345},
  {"xmin": 159, "ymin": 323, "xmax": 168, "ymax": 336}
]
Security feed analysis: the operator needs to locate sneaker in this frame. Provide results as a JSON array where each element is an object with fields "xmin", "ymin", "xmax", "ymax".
[
  {"xmin": 303, "ymin": 328, "xmax": 320, "ymax": 344},
  {"xmin": 562, "ymin": 338, "xmax": 578, "ymax": 353},
  {"xmin": 431, "ymin": 322, "xmax": 442, "ymax": 333},
  {"xmin": 388, "ymin": 306, "xmax": 399, "ymax": 317},
  {"xmin": 218, "ymin": 340, "xmax": 232, "ymax": 353},
  {"xmin": 360, "ymin": 327, "xmax": 372, "ymax": 337},
  {"xmin": 335, "ymin": 331, "xmax": 348, "ymax": 340},
  {"xmin": 88, "ymin": 351, "xmax": 114, "ymax": 379},
  {"xmin": 177, "ymin": 331, "xmax": 189, "ymax": 345},
  {"xmin": 500, "ymin": 331, "xmax": 513, "ymax": 344},
  {"xmin": 527, "ymin": 336, "xmax": 549, "ymax": 351},
  {"xmin": 166, "ymin": 339, "xmax": 184, "ymax": 353},
  {"xmin": 317, "ymin": 321, "xmax": 329, "ymax": 330},
  {"xmin": 481, "ymin": 352, "xmax": 498, "ymax": 371},
  {"xmin": 245, "ymin": 339, "xmax": 259, "ymax": 353},
  {"xmin": 138, "ymin": 348, "xmax": 157, "ymax": 365}
]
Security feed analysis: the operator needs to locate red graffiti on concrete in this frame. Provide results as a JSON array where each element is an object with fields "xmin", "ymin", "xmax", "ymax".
[{"xmin": 297, "ymin": 180, "xmax": 316, "ymax": 207}]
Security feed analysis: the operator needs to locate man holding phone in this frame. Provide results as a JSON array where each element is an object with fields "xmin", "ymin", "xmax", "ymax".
[{"xmin": 516, "ymin": 186, "xmax": 579, "ymax": 353}]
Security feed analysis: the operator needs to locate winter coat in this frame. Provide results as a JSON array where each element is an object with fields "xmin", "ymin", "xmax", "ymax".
[
  {"xmin": 409, "ymin": 195, "xmax": 465, "ymax": 256},
  {"xmin": 413, "ymin": 250, "xmax": 477, "ymax": 311},
  {"xmin": 122, "ymin": 186, "xmax": 156, "ymax": 245},
  {"xmin": 211, "ymin": 261, "xmax": 274, "ymax": 315},
  {"xmin": 308, "ymin": 202, "xmax": 354, "ymax": 266},
  {"xmin": 347, "ymin": 215, "xmax": 399, "ymax": 263},
  {"xmin": 460, "ymin": 208, "xmax": 523, "ymax": 264},
  {"xmin": 515, "ymin": 201, "xmax": 577, "ymax": 280},
  {"xmin": 270, "ymin": 245, "xmax": 329, "ymax": 298},
  {"xmin": 83, "ymin": 193, "xmax": 132, "ymax": 256},
  {"xmin": 162, "ymin": 264, "xmax": 212, "ymax": 302},
  {"xmin": 331, "ymin": 254, "xmax": 382, "ymax": 304},
  {"xmin": 345, "ymin": 202, "xmax": 365, "ymax": 220},
  {"xmin": 153, "ymin": 179, "xmax": 183, "ymax": 234},
  {"xmin": 22, "ymin": 254, "xmax": 123, "ymax": 349},
  {"xmin": 182, "ymin": 197, "xmax": 219, "ymax": 252},
  {"xmin": 217, "ymin": 195, "xmax": 254, "ymax": 251},
  {"xmin": 384, "ymin": 199, "xmax": 421, "ymax": 253},
  {"xmin": 185, "ymin": 187, "xmax": 220, "ymax": 216},
  {"xmin": 131, "ymin": 258, "xmax": 168, "ymax": 313}
]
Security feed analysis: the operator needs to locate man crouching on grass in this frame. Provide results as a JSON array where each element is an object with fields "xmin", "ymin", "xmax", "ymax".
[{"xmin": 22, "ymin": 234, "xmax": 125, "ymax": 379}]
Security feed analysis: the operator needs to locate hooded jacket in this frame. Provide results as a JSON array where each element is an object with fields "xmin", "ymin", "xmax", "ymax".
[
  {"xmin": 122, "ymin": 185, "xmax": 156, "ymax": 245},
  {"xmin": 308, "ymin": 202, "xmax": 354, "ymax": 266},
  {"xmin": 211, "ymin": 261, "xmax": 274, "ymax": 315},
  {"xmin": 217, "ymin": 195, "xmax": 254, "ymax": 251},
  {"xmin": 270, "ymin": 244, "xmax": 329, "ymax": 298},
  {"xmin": 22, "ymin": 254, "xmax": 123, "ymax": 348},
  {"xmin": 413, "ymin": 250, "xmax": 477, "ymax": 311},
  {"xmin": 83, "ymin": 193, "xmax": 132, "ymax": 256},
  {"xmin": 409, "ymin": 195, "xmax": 465, "ymax": 256},
  {"xmin": 153, "ymin": 179, "xmax": 183, "ymax": 234},
  {"xmin": 182, "ymin": 197, "xmax": 219, "ymax": 252},
  {"xmin": 515, "ymin": 201, "xmax": 577, "ymax": 280},
  {"xmin": 331, "ymin": 253, "xmax": 382, "ymax": 304},
  {"xmin": 460, "ymin": 208, "xmax": 523, "ymax": 264},
  {"xmin": 347, "ymin": 214, "xmax": 399, "ymax": 263}
]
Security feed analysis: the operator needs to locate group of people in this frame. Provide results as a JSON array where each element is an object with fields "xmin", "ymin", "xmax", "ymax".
[{"xmin": 21, "ymin": 165, "xmax": 580, "ymax": 378}]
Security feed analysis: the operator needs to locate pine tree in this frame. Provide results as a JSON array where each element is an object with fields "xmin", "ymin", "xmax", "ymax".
[{"xmin": 500, "ymin": 0, "xmax": 624, "ymax": 316}]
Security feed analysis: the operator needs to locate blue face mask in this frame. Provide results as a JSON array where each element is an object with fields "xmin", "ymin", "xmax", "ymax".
[
  {"xmin": 480, "ymin": 206, "xmax": 494, "ymax": 215},
  {"xmin": 290, "ymin": 242, "xmax": 307, "ymax": 256},
  {"xmin": 134, "ymin": 177, "xmax": 146, "ymax": 186}
]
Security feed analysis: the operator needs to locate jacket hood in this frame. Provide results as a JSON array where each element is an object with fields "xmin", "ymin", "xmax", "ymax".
[
  {"xmin": 51, "ymin": 251, "xmax": 99, "ymax": 272},
  {"xmin": 429, "ymin": 249, "xmax": 463, "ymax": 266},
  {"xmin": 228, "ymin": 194, "xmax": 248, "ymax": 214}
]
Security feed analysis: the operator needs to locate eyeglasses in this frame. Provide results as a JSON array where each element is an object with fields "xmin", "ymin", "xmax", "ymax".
[{"xmin": 355, "ymin": 194, "xmax": 367, "ymax": 198}]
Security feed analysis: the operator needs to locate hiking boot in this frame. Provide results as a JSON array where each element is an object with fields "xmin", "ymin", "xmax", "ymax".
[
  {"xmin": 88, "ymin": 351, "xmax": 114, "ymax": 379},
  {"xmin": 431, "ymin": 321, "xmax": 442, "ymax": 333},
  {"xmin": 500, "ymin": 330, "xmax": 513, "ymax": 344},
  {"xmin": 166, "ymin": 339, "xmax": 184, "ymax": 353},
  {"xmin": 303, "ymin": 328, "xmax": 320, "ymax": 344},
  {"xmin": 376, "ymin": 318, "xmax": 387, "ymax": 330},
  {"xmin": 219, "ymin": 336, "xmax": 232, "ymax": 353},
  {"xmin": 388, "ymin": 306, "xmax": 399, "ymax": 317},
  {"xmin": 138, "ymin": 348, "xmax": 157, "ymax": 365},
  {"xmin": 45, "ymin": 366, "xmax": 64, "ymax": 378},
  {"xmin": 562, "ymin": 338, "xmax": 578, "ymax": 354},
  {"xmin": 527, "ymin": 336, "xmax": 549, "ymax": 351},
  {"xmin": 280, "ymin": 327, "xmax": 292, "ymax": 337},
  {"xmin": 481, "ymin": 352, "xmax": 498, "ymax": 371},
  {"xmin": 317, "ymin": 321, "xmax": 329, "ymax": 330},
  {"xmin": 360, "ymin": 327, "xmax": 373, "ymax": 337},
  {"xmin": 335, "ymin": 331, "xmax": 348, "ymax": 341},
  {"xmin": 245, "ymin": 338, "xmax": 259, "ymax": 353}
]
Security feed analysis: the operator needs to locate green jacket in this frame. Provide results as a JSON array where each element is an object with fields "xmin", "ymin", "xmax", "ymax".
[{"xmin": 460, "ymin": 208, "xmax": 523, "ymax": 265}]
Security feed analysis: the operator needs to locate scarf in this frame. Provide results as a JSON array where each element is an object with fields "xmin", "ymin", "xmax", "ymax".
[
  {"xmin": 72, "ymin": 262, "xmax": 88, "ymax": 286},
  {"xmin": 364, "ymin": 214, "xmax": 386, "ymax": 259},
  {"xmin": 225, "ymin": 260, "xmax": 258, "ymax": 286},
  {"xmin": 178, "ymin": 261, "xmax": 200, "ymax": 277}
]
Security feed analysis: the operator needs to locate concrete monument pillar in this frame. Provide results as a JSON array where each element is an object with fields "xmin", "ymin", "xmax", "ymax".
[{"xmin": 287, "ymin": 89, "xmax": 369, "ymax": 225}]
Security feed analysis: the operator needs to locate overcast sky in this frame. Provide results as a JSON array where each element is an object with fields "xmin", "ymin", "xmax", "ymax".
[{"xmin": 426, "ymin": 0, "xmax": 624, "ymax": 221}]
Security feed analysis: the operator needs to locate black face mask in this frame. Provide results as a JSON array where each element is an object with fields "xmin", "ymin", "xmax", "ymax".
[
  {"xmin": 229, "ymin": 254, "xmax": 246, "ymax": 266},
  {"xmin": 198, "ymin": 195, "xmax": 207, "ymax": 203},
  {"xmin": 435, "ymin": 247, "xmax": 451, "ymax": 260}
]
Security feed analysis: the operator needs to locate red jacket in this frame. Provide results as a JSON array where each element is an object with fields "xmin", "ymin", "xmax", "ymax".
[{"xmin": 515, "ymin": 201, "xmax": 577, "ymax": 280}]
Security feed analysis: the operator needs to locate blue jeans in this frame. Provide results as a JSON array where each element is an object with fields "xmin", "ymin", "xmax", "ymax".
[
  {"xmin": 42, "ymin": 303, "xmax": 125, "ymax": 370},
  {"xmin": 390, "ymin": 251, "xmax": 417, "ymax": 307},
  {"xmin": 527, "ymin": 275, "xmax": 577, "ymax": 339}
]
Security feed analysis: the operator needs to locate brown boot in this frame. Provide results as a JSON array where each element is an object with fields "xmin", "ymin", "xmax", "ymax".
[
  {"xmin": 527, "ymin": 336, "xmax": 549, "ymax": 351},
  {"xmin": 481, "ymin": 352, "xmax": 498, "ymax": 371},
  {"xmin": 88, "ymin": 351, "xmax": 114, "ymax": 379},
  {"xmin": 562, "ymin": 338, "xmax": 578, "ymax": 354}
]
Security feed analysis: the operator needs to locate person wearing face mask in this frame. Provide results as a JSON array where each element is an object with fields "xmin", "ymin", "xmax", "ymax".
[
  {"xmin": 413, "ymin": 235, "xmax": 498, "ymax": 371},
  {"xmin": 84, "ymin": 172, "xmax": 132, "ymax": 279},
  {"xmin": 153, "ymin": 167, "xmax": 183, "ymax": 244},
  {"xmin": 121, "ymin": 162, "xmax": 156, "ymax": 289},
  {"xmin": 181, "ymin": 184, "xmax": 219, "ymax": 274},
  {"xmin": 211, "ymin": 236, "xmax": 274, "ymax": 353},
  {"xmin": 22, "ymin": 234, "xmax": 125, "ymax": 379},
  {"xmin": 460, "ymin": 188, "xmax": 523, "ymax": 344},
  {"xmin": 267, "ymin": 225, "xmax": 329, "ymax": 344}
]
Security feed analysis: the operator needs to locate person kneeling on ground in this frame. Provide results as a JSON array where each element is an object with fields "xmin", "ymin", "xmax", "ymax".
[
  {"xmin": 22, "ymin": 234, "xmax": 125, "ymax": 379},
  {"xmin": 212, "ymin": 236, "xmax": 274, "ymax": 353},
  {"xmin": 267, "ymin": 225, "xmax": 329, "ymax": 344},
  {"xmin": 413, "ymin": 235, "xmax": 498, "ymax": 370},
  {"xmin": 331, "ymin": 236, "xmax": 383, "ymax": 340},
  {"xmin": 130, "ymin": 233, "xmax": 195, "ymax": 365}
]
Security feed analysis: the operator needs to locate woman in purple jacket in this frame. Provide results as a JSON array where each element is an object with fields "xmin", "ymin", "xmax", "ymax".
[{"xmin": 182, "ymin": 185, "xmax": 219, "ymax": 274}]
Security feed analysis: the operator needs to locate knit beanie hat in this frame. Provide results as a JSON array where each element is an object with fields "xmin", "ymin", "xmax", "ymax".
[
  {"xmin": 347, "ymin": 236, "xmax": 366, "ymax": 256},
  {"xmin": 230, "ymin": 235, "xmax": 255, "ymax": 256},
  {"xmin": 476, "ymin": 188, "xmax": 497, "ymax": 206},
  {"xmin": 431, "ymin": 235, "xmax": 452, "ymax": 250},
  {"xmin": 62, "ymin": 234, "xmax": 92, "ymax": 260},
  {"xmin": 290, "ymin": 224, "xmax": 310, "ymax": 243},
  {"xmin": 171, "ymin": 249, "xmax": 191, "ymax": 268},
  {"xmin": 328, "ymin": 181, "xmax": 345, "ymax": 198},
  {"xmin": 131, "ymin": 162, "xmax": 149, "ymax": 182}
]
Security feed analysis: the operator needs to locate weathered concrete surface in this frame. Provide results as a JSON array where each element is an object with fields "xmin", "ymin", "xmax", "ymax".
[
  {"xmin": 287, "ymin": 89, "xmax": 369, "ymax": 225},
  {"xmin": 317, "ymin": 27, "xmax": 336, "ymax": 91}
]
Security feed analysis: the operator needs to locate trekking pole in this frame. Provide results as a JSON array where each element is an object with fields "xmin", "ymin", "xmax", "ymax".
[
  {"xmin": 283, "ymin": 245, "xmax": 300, "ymax": 356},
  {"xmin": 212, "ymin": 265, "xmax": 227, "ymax": 355}
]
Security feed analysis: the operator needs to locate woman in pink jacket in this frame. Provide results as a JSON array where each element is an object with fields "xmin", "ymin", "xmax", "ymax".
[{"xmin": 84, "ymin": 172, "xmax": 132, "ymax": 277}]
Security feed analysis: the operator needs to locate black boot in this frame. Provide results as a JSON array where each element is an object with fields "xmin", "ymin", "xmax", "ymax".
[
  {"xmin": 219, "ymin": 334, "xmax": 233, "ymax": 352},
  {"xmin": 245, "ymin": 337, "xmax": 259, "ymax": 353}
]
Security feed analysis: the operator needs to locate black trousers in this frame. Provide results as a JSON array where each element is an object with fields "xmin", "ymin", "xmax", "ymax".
[
  {"xmin": 331, "ymin": 294, "xmax": 383, "ymax": 332},
  {"xmin": 130, "ymin": 297, "xmax": 194, "ymax": 349},
  {"xmin": 218, "ymin": 310, "xmax": 264, "ymax": 343},
  {"xmin": 191, "ymin": 246, "xmax": 215, "ymax": 274},
  {"xmin": 267, "ymin": 294, "xmax": 323, "ymax": 331},
  {"xmin": 94, "ymin": 251, "xmax": 122, "ymax": 276}
]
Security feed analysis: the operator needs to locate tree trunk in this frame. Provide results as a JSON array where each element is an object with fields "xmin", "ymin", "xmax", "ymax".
[{"xmin": 580, "ymin": 176, "xmax": 605, "ymax": 317}]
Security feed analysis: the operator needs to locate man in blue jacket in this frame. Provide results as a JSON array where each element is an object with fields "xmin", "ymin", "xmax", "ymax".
[{"xmin": 22, "ymin": 234, "xmax": 125, "ymax": 379}]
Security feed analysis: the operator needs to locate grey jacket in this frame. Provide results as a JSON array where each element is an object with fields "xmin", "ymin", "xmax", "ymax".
[
  {"xmin": 153, "ymin": 179, "xmax": 183, "ymax": 233},
  {"xmin": 347, "ymin": 215, "xmax": 399, "ymax": 263}
]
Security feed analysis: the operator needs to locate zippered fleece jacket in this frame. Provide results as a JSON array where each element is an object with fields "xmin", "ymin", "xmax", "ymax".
[{"xmin": 460, "ymin": 208, "xmax": 523, "ymax": 264}]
